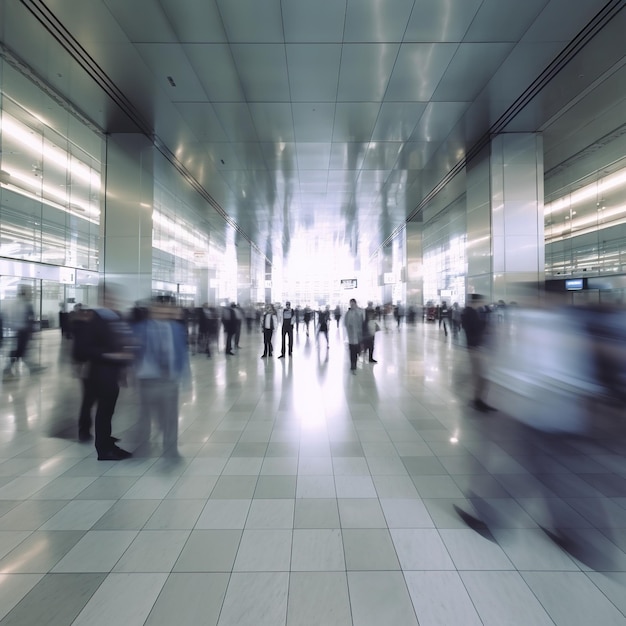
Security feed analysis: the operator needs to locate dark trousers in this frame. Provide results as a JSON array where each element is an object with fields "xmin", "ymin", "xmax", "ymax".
[
  {"xmin": 349, "ymin": 343, "xmax": 360, "ymax": 370},
  {"xmin": 78, "ymin": 377, "xmax": 97, "ymax": 436},
  {"xmin": 10, "ymin": 329, "xmax": 31, "ymax": 360},
  {"xmin": 262, "ymin": 329, "xmax": 274, "ymax": 356},
  {"xmin": 363, "ymin": 336, "xmax": 375, "ymax": 360},
  {"xmin": 92, "ymin": 366, "xmax": 120, "ymax": 454},
  {"xmin": 281, "ymin": 324, "xmax": 293, "ymax": 356},
  {"xmin": 224, "ymin": 323, "xmax": 235, "ymax": 353}
]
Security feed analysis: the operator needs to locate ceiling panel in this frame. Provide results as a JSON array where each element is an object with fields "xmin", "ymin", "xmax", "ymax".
[
  {"xmin": 260, "ymin": 143, "xmax": 298, "ymax": 172},
  {"xmin": 174, "ymin": 103, "xmax": 229, "ymax": 142},
  {"xmin": 292, "ymin": 103, "xmax": 336, "ymax": 143},
  {"xmin": 160, "ymin": 0, "xmax": 227, "ymax": 43},
  {"xmin": 296, "ymin": 143, "xmax": 332, "ymax": 170},
  {"xmin": 386, "ymin": 44, "xmax": 458, "ymax": 101},
  {"xmin": 229, "ymin": 143, "xmax": 268, "ymax": 171},
  {"xmin": 337, "ymin": 44, "xmax": 399, "ymax": 102},
  {"xmin": 216, "ymin": 0, "xmax": 283, "ymax": 43},
  {"xmin": 332, "ymin": 103, "xmax": 381, "ymax": 142},
  {"xmin": 230, "ymin": 44, "xmax": 290, "ymax": 102},
  {"xmin": 134, "ymin": 44, "xmax": 208, "ymax": 101},
  {"xmin": 3, "ymin": 0, "xmax": 620, "ymax": 264},
  {"xmin": 104, "ymin": 0, "xmax": 177, "ymax": 42},
  {"xmin": 361, "ymin": 143, "xmax": 403, "ymax": 170},
  {"xmin": 212, "ymin": 103, "xmax": 259, "ymax": 142},
  {"xmin": 344, "ymin": 0, "xmax": 414, "ymax": 42},
  {"xmin": 405, "ymin": 0, "xmax": 482, "ymax": 42},
  {"xmin": 371, "ymin": 102, "xmax": 426, "ymax": 142},
  {"xmin": 329, "ymin": 144, "xmax": 368, "ymax": 171},
  {"xmin": 464, "ymin": 0, "xmax": 548, "ymax": 42},
  {"xmin": 248, "ymin": 103, "xmax": 294, "ymax": 143},
  {"xmin": 282, "ymin": 0, "xmax": 347, "ymax": 43},
  {"xmin": 410, "ymin": 102, "xmax": 470, "ymax": 143},
  {"xmin": 432, "ymin": 43, "xmax": 516, "ymax": 102},
  {"xmin": 184, "ymin": 44, "xmax": 246, "ymax": 102},
  {"xmin": 286, "ymin": 45, "xmax": 341, "ymax": 102}
]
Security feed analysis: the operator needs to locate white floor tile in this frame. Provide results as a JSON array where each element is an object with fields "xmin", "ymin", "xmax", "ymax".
[
  {"xmin": 0, "ymin": 573, "xmax": 45, "ymax": 620},
  {"xmin": 461, "ymin": 571, "xmax": 555, "ymax": 626},
  {"xmin": 195, "ymin": 499, "xmax": 251, "ymax": 529},
  {"xmin": 73, "ymin": 572, "xmax": 168, "ymax": 626},
  {"xmin": 405, "ymin": 571, "xmax": 483, "ymax": 626},
  {"xmin": 291, "ymin": 529, "xmax": 345, "ymax": 571},
  {"xmin": 287, "ymin": 572, "xmax": 351, "ymax": 626},
  {"xmin": 245, "ymin": 499, "xmax": 295, "ymax": 529},
  {"xmin": 1, "ymin": 326, "xmax": 623, "ymax": 624},
  {"xmin": 347, "ymin": 571, "xmax": 418, "ymax": 626},
  {"xmin": 390, "ymin": 529, "xmax": 456, "ymax": 570},
  {"xmin": 233, "ymin": 529, "xmax": 292, "ymax": 571},
  {"xmin": 113, "ymin": 530, "xmax": 190, "ymax": 572},
  {"xmin": 218, "ymin": 572, "xmax": 289, "ymax": 626},
  {"xmin": 52, "ymin": 530, "xmax": 138, "ymax": 572}
]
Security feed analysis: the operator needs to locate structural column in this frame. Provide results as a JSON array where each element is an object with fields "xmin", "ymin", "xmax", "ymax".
[
  {"xmin": 101, "ymin": 134, "xmax": 154, "ymax": 305},
  {"xmin": 405, "ymin": 220, "xmax": 423, "ymax": 308},
  {"xmin": 466, "ymin": 133, "xmax": 544, "ymax": 301}
]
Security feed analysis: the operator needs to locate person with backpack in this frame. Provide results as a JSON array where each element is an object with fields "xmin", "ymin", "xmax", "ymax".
[{"xmin": 80, "ymin": 285, "xmax": 135, "ymax": 460}]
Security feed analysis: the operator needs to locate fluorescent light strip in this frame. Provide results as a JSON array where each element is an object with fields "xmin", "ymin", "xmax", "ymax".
[
  {"xmin": 1, "ymin": 116, "xmax": 101, "ymax": 188},
  {"xmin": 545, "ymin": 168, "xmax": 626, "ymax": 216}
]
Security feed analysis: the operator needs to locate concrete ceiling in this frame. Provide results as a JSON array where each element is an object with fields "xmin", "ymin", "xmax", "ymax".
[{"xmin": 1, "ymin": 0, "xmax": 624, "ymax": 263}]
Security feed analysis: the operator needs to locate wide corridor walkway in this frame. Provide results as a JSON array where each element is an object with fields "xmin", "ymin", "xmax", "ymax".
[{"xmin": 0, "ymin": 320, "xmax": 625, "ymax": 625}]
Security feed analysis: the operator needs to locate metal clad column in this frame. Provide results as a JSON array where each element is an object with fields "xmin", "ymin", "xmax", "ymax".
[{"xmin": 466, "ymin": 133, "xmax": 544, "ymax": 301}]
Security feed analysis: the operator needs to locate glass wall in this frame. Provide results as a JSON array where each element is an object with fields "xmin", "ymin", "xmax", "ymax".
[
  {"xmin": 545, "ymin": 156, "xmax": 626, "ymax": 279},
  {"xmin": 0, "ymin": 60, "xmax": 104, "ymax": 326},
  {"xmin": 421, "ymin": 195, "xmax": 467, "ymax": 307}
]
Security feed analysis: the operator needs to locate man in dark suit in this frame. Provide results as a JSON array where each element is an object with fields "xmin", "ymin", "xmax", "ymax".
[
  {"xmin": 461, "ymin": 294, "xmax": 495, "ymax": 413},
  {"xmin": 82, "ymin": 286, "xmax": 134, "ymax": 460},
  {"xmin": 278, "ymin": 301, "xmax": 294, "ymax": 358}
]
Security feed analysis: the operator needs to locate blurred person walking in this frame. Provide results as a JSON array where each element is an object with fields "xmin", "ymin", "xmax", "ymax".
[
  {"xmin": 344, "ymin": 298, "xmax": 364, "ymax": 374},
  {"xmin": 81, "ymin": 284, "xmax": 134, "ymax": 460},
  {"xmin": 3, "ymin": 285, "xmax": 40, "ymax": 377},
  {"xmin": 317, "ymin": 305, "xmax": 331, "ymax": 349},
  {"xmin": 333, "ymin": 305, "xmax": 342, "ymax": 328},
  {"xmin": 456, "ymin": 299, "xmax": 613, "ymax": 569},
  {"xmin": 461, "ymin": 294, "xmax": 495, "ymax": 412},
  {"xmin": 362, "ymin": 301, "xmax": 379, "ymax": 363},
  {"xmin": 132, "ymin": 302, "xmax": 190, "ymax": 457}
]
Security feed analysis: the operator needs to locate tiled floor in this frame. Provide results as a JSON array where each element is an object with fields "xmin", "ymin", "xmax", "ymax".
[{"xmin": 1, "ymin": 321, "xmax": 626, "ymax": 625}]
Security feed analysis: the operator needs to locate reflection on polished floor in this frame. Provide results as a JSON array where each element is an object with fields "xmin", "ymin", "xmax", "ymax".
[{"xmin": 0, "ymin": 321, "xmax": 626, "ymax": 625}]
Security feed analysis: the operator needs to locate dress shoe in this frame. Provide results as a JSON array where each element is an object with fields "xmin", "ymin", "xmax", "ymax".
[
  {"xmin": 78, "ymin": 431, "xmax": 92, "ymax": 442},
  {"xmin": 97, "ymin": 445, "xmax": 132, "ymax": 461},
  {"xmin": 472, "ymin": 399, "xmax": 496, "ymax": 413},
  {"xmin": 261, "ymin": 354, "xmax": 267, "ymax": 358},
  {"xmin": 278, "ymin": 354, "xmax": 285, "ymax": 359},
  {"xmin": 369, "ymin": 358, "xmax": 377, "ymax": 363},
  {"xmin": 226, "ymin": 351, "xmax": 235, "ymax": 355}
]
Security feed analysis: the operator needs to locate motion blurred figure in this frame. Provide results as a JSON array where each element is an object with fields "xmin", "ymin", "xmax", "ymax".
[
  {"xmin": 133, "ymin": 302, "xmax": 190, "ymax": 457},
  {"xmin": 461, "ymin": 294, "xmax": 495, "ymax": 412},
  {"xmin": 81, "ymin": 284, "xmax": 134, "ymax": 460},
  {"xmin": 456, "ymin": 295, "xmax": 614, "ymax": 570},
  {"xmin": 317, "ymin": 305, "xmax": 330, "ymax": 349},
  {"xmin": 344, "ymin": 298, "xmax": 363, "ymax": 374},
  {"xmin": 362, "ymin": 301, "xmax": 379, "ymax": 363},
  {"xmin": 3, "ymin": 285, "xmax": 39, "ymax": 377}
]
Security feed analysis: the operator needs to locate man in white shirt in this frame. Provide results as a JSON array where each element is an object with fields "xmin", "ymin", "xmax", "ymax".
[
  {"xmin": 278, "ymin": 301, "xmax": 294, "ymax": 358},
  {"xmin": 261, "ymin": 305, "xmax": 278, "ymax": 358}
]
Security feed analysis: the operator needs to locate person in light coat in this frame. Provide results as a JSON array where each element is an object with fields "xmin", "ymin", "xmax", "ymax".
[{"xmin": 343, "ymin": 298, "xmax": 364, "ymax": 373}]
